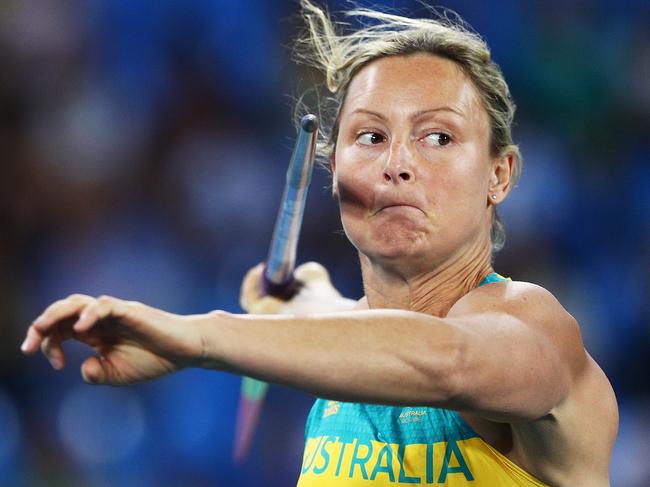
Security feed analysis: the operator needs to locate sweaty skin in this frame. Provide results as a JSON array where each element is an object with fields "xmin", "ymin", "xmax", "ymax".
[{"xmin": 21, "ymin": 54, "xmax": 617, "ymax": 486}]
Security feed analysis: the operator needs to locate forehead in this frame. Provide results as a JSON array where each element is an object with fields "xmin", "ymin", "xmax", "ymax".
[{"xmin": 342, "ymin": 54, "xmax": 487, "ymax": 127}]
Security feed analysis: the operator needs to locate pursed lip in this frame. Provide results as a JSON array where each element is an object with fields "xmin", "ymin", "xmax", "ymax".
[{"xmin": 371, "ymin": 196, "xmax": 425, "ymax": 216}]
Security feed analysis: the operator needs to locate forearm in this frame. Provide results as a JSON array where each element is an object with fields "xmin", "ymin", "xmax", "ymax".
[{"xmin": 194, "ymin": 310, "xmax": 461, "ymax": 405}]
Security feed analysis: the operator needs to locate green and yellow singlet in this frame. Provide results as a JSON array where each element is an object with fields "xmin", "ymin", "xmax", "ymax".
[{"xmin": 296, "ymin": 273, "xmax": 549, "ymax": 486}]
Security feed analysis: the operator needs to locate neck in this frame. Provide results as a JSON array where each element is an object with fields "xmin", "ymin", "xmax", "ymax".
[{"xmin": 359, "ymin": 233, "xmax": 493, "ymax": 317}]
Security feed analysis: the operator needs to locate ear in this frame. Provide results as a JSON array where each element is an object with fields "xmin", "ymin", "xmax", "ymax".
[
  {"xmin": 330, "ymin": 153, "xmax": 339, "ymax": 199},
  {"xmin": 488, "ymin": 150, "xmax": 516, "ymax": 205}
]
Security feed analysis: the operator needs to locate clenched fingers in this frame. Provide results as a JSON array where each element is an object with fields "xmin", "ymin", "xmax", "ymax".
[
  {"xmin": 240, "ymin": 262, "xmax": 265, "ymax": 312},
  {"xmin": 294, "ymin": 261, "xmax": 331, "ymax": 284}
]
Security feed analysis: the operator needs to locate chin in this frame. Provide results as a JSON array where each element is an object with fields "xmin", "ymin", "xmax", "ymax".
[
  {"xmin": 354, "ymin": 229, "xmax": 433, "ymax": 262},
  {"xmin": 343, "ymin": 215, "xmax": 443, "ymax": 262}
]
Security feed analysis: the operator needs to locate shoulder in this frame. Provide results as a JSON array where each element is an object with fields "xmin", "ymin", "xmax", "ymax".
[
  {"xmin": 451, "ymin": 279, "xmax": 567, "ymax": 316},
  {"xmin": 449, "ymin": 280, "xmax": 587, "ymax": 373},
  {"xmin": 450, "ymin": 279, "xmax": 576, "ymax": 327}
]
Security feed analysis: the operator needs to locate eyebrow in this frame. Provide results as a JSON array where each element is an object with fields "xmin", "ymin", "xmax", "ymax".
[{"xmin": 349, "ymin": 106, "xmax": 465, "ymax": 120}]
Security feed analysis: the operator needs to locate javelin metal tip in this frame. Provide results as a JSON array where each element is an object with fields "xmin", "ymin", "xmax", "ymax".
[{"xmin": 300, "ymin": 114, "xmax": 318, "ymax": 133}]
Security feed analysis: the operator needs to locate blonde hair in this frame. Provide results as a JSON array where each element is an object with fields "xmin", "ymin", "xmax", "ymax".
[{"xmin": 294, "ymin": 0, "xmax": 522, "ymax": 253}]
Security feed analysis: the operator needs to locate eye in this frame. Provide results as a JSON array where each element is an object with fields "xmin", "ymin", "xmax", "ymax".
[
  {"xmin": 357, "ymin": 132, "xmax": 386, "ymax": 146},
  {"xmin": 422, "ymin": 132, "xmax": 452, "ymax": 147}
]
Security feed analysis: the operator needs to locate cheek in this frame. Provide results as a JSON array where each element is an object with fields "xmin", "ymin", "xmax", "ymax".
[
  {"xmin": 421, "ymin": 148, "xmax": 489, "ymax": 220},
  {"xmin": 334, "ymin": 174, "xmax": 370, "ymax": 249},
  {"xmin": 437, "ymin": 165, "xmax": 485, "ymax": 201},
  {"xmin": 334, "ymin": 146, "xmax": 376, "ymax": 218}
]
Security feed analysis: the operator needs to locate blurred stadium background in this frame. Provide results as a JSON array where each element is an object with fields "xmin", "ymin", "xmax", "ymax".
[{"xmin": 1, "ymin": 0, "xmax": 648, "ymax": 486}]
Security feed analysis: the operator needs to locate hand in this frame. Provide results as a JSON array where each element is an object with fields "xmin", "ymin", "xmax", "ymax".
[
  {"xmin": 240, "ymin": 261, "xmax": 356, "ymax": 315},
  {"xmin": 21, "ymin": 294, "xmax": 204, "ymax": 385}
]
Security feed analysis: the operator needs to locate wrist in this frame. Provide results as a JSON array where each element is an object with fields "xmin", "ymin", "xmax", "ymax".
[{"xmin": 185, "ymin": 310, "xmax": 231, "ymax": 370}]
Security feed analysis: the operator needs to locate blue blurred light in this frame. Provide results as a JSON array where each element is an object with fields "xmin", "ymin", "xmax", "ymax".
[
  {"xmin": 58, "ymin": 386, "xmax": 146, "ymax": 466},
  {"xmin": 0, "ymin": 389, "xmax": 21, "ymax": 466}
]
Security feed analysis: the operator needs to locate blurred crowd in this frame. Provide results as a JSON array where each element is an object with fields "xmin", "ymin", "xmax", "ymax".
[{"xmin": 1, "ymin": 1, "xmax": 648, "ymax": 486}]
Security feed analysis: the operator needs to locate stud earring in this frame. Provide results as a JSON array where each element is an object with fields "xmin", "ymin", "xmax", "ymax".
[{"xmin": 491, "ymin": 194, "xmax": 497, "ymax": 200}]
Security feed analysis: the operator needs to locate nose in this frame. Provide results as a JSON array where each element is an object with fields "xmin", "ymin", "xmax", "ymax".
[
  {"xmin": 383, "ymin": 168, "xmax": 414, "ymax": 183},
  {"xmin": 383, "ymin": 140, "xmax": 415, "ymax": 183}
]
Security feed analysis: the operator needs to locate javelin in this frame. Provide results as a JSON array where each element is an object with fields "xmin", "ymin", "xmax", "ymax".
[{"xmin": 233, "ymin": 114, "xmax": 319, "ymax": 463}]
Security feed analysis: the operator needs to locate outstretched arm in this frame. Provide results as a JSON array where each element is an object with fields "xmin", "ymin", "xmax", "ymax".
[
  {"xmin": 20, "ymin": 261, "xmax": 358, "ymax": 385},
  {"xmin": 21, "ymin": 269, "xmax": 585, "ymax": 422}
]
